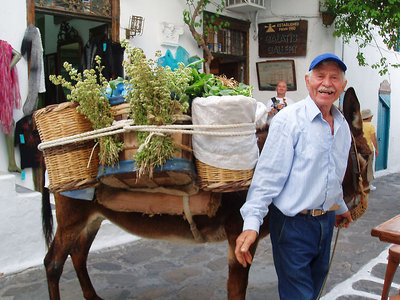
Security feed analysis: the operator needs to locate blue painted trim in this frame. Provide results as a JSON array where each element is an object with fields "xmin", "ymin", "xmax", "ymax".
[
  {"xmin": 379, "ymin": 94, "xmax": 391, "ymax": 108},
  {"xmin": 97, "ymin": 158, "xmax": 196, "ymax": 179}
]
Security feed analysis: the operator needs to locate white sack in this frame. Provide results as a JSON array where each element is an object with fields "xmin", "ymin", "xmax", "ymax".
[
  {"xmin": 191, "ymin": 95, "xmax": 259, "ymax": 170},
  {"xmin": 255, "ymin": 101, "xmax": 268, "ymax": 129}
]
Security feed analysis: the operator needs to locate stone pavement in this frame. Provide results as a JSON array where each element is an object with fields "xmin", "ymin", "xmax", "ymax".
[{"xmin": 1, "ymin": 172, "xmax": 400, "ymax": 299}]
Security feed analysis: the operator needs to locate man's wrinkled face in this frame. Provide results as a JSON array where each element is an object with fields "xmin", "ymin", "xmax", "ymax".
[{"xmin": 305, "ymin": 62, "xmax": 347, "ymax": 110}]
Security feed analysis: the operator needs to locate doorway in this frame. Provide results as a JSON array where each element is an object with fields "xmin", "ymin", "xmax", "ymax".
[
  {"xmin": 27, "ymin": 0, "xmax": 119, "ymax": 107},
  {"xmin": 36, "ymin": 14, "xmax": 111, "ymax": 106},
  {"xmin": 376, "ymin": 93, "xmax": 390, "ymax": 171},
  {"xmin": 376, "ymin": 80, "xmax": 391, "ymax": 171}
]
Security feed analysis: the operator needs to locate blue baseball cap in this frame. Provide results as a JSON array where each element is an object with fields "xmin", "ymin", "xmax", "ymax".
[{"xmin": 309, "ymin": 53, "xmax": 347, "ymax": 72}]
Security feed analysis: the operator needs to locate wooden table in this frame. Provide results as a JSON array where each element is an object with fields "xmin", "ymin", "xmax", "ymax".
[
  {"xmin": 371, "ymin": 214, "xmax": 400, "ymax": 300},
  {"xmin": 372, "ymin": 214, "xmax": 400, "ymax": 244}
]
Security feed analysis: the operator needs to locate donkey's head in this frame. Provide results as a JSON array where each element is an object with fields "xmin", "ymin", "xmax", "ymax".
[{"xmin": 341, "ymin": 87, "xmax": 372, "ymax": 215}]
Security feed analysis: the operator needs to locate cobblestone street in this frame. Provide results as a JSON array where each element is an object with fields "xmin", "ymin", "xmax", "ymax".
[{"xmin": 1, "ymin": 172, "xmax": 400, "ymax": 299}]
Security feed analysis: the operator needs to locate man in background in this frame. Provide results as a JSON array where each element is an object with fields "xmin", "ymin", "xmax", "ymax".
[
  {"xmin": 361, "ymin": 109, "xmax": 378, "ymax": 190},
  {"xmin": 265, "ymin": 81, "xmax": 294, "ymax": 123}
]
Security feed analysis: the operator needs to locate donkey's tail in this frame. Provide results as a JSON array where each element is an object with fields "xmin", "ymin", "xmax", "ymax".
[
  {"xmin": 40, "ymin": 154, "xmax": 53, "ymax": 248},
  {"xmin": 42, "ymin": 186, "xmax": 53, "ymax": 248}
]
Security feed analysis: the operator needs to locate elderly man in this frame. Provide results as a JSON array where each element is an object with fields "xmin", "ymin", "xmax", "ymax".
[{"xmin": 235, "ymin": 53, "xmax": 353, "ymax": 300}]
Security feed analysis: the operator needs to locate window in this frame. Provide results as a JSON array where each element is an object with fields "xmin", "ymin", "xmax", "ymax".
[{"xmin": 203, "ymin": 12, "xmax": 250, "ymax": 83}]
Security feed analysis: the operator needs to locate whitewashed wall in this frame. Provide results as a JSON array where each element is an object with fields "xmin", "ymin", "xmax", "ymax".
[
  {"xmin": 120, "ymin": 0, "xmax": 203, "ymax": 62},
  {"xmin": 0, "ymin": 0, "xmax": 34, "ymax": 189},
  {"xmin": 1, "ymin": 0, "xmax": 399, "ymax": 191},
  {"xmin": 338, "ymin": 33, "xmax": 400, "ymax": 174},
  {"xmin": 250, "ymin": 0, "xmax": 336, "ymax": 104}
]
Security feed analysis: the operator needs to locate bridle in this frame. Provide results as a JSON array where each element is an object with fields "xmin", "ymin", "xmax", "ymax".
[{"xmin": 347, "ymin": 132, "xmax": 368, "ymax": 222}]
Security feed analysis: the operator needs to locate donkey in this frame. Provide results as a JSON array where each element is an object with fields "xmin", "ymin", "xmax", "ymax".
[{"xmin": 41, "ymin": 88, "xmax": 371, "ymax": 300}]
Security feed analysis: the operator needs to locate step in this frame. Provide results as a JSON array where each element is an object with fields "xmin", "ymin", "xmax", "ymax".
[
  {"xmin": 0, "ymin": 171, "xmax": 17, "ymax": 196},
  {"xmin": 0, "ymin": 173, "xmax": 45, "ymax": 275}
]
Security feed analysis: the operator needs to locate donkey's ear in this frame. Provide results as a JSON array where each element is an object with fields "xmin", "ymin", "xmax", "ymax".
[{"xmin": 343, "ymin": 87, "xmax": 363, "ymax": 137}]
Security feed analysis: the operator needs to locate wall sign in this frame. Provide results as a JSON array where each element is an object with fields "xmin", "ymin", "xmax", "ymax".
[{"xmin": 258, "ymin": 20, "xmax": 308, "ymax": 57}]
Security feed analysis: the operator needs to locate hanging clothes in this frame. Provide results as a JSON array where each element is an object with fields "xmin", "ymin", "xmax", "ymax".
[
  {"xmin": 81, "ymin": 40, "xmax": 98, "ymax": 71},
  {"xmin": 82, "ymin": 40, "xmax": 124, "ymax": 80},
  {"xmin": 21, "ymin": 24, "xmax": 46, "ymax": 116},
  {"xmin": 0, "ymin": 40, "xmax": 21, "ymax": 135},
  {"xmin": 14, "ymin": 114, "xmax": 41, "ymax": 169}
]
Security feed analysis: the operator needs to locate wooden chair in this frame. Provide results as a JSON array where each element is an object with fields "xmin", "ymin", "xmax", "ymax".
[{"xmin": 383, "ymin": 245, "xmax": 400, "ymax": 300}]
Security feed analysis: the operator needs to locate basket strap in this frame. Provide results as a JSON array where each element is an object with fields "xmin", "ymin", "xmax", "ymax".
[{"xmin": 183, "ymin": 195, "xmax": 205, "ymax": 243}]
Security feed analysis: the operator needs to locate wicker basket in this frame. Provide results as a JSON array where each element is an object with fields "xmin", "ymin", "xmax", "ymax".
[
  {"xmin": 33, "ymin": 102, "xmax": 99, "ymax": 193},
  {"xmin": 195, "ymin": 159, "xmax": 254, "ymax": 192},
  {"xmin": 111, "ymin": 102, "xmax": 130, "ymax": 121}
]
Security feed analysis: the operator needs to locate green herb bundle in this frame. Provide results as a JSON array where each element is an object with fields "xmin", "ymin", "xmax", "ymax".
[
  {"xmin": 122, "ymin": 41, "xmax": 193, "ymax": 178},
  {"xmin": 49, "ymin": 56, "xmax": 123, "ymax": 166}
]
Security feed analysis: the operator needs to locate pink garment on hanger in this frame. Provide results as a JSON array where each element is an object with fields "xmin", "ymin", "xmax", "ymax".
[{"xmin": 0, "ymin": 40, "xmax": 21, "ymax": 135}]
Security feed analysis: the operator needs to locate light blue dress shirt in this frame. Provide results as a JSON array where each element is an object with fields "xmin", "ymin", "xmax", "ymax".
[{"xmin": 241, "ymin": 95, "xmax": 352, "ymax": 233}]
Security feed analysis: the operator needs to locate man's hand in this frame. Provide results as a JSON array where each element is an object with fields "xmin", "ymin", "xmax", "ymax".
[
  {"xmin": 268, "ymin": 108, "xmax": 278, "ymax": 116},
  {"xmin": 335, "ymin": 210, "xmax": 353, "ymax": 228},
  {"xmin": 234, "ymin": 230, "xmax": 258, "ymax": 268}
]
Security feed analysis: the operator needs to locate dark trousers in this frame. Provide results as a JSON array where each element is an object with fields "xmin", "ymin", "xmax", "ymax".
[{"xmin": 269, "ymin": 204, "xmax": 335, "ymax": 300}]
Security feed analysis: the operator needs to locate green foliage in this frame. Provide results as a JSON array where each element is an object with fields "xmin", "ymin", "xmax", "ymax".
[
  {"xmin": 185, "ymin": 68, "xmax": 253, "ymax": 99},
  {"xmin": 122, "ymin": 41, "xmax": 193, "ymax": 177},
  {"xmin": 183, "ymin": 1, "xmax": 229, "ymax": 73},
  {"xmin": 49, "ymin": 57, "xmax": 123, "ymax": 166},
  {"xmin": 183, "ymin": 1, "xmax": 229, "ymax": 38},
  {"xmin": 324, "ymin": 0, "xmax": 400, "ymax": 75}
]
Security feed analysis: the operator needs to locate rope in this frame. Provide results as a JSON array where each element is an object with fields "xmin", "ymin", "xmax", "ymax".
[
  {"xmin": 182, "ymin": 195, "xmax": 206, "ymax": 243},
  {"xmin": 137, "ymin": 132, "xmax": 165, "ymax": 153},
  {"xmin": 38, "ymin": 120, "xmax": 256, "ymax": 151},
  {"xmin": 318, "ymin": 133, "xmax": 368, "ymax": 299},
  {"xmin": 318, "ymin": 227, "xmax": 341, "ymax": 299},
  {"xmin": 87, "ymin": 142, "xmax": 98, "ymax": 169}
]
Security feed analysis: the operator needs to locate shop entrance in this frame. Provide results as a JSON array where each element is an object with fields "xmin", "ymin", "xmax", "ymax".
[{"xmin": 27, "ymin": 0, "xmax": 119, "ymax": 107}]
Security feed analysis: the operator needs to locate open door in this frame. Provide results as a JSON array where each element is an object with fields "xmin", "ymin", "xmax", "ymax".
[
  {"xmin": 376, "ymin": 80, "xmax": 391, "ymax": 171},
  {"xmin": 27, "ymin": 0, "xmax": 120, "ymax": 42}
]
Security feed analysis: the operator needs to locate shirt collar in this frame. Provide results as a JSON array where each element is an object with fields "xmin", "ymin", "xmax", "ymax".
[{"xmin": 305, "ymin": 95, "xmax": 345, "ymax": 126}]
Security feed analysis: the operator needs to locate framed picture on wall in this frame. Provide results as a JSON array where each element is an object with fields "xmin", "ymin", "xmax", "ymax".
[{"xmin": 256, "ymin": 60, "xmax": 297, "ymax": 91}]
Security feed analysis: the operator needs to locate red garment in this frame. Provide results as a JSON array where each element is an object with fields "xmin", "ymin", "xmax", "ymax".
[{"xmin": 0, "ymin": 40, "xmax": 21, "ymax": 135}]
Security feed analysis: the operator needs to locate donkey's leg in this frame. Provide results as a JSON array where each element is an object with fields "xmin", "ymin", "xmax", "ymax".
[
  {"xmin": 70, "ymin": 218, "xmax": 103, "ymax": 300},
  {"xmin": 44, "ymin": 226, "xmax": 78, "ymax": 300},
  {"xmin": 225, "ymin": 217, "xmax": 260, "ymax": 300},
  {"xmin": 44, "ymin": 194, "xmax": 100, "ymax": 300}
]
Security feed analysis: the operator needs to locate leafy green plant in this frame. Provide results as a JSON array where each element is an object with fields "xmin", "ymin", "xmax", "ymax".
[
  {"xmin": 324, "ymin": 0, "xmax": 400, "ymax": 75},
  {"xmin": 183, "ymin": 0, "xmax": 229, "ymax": 73},
  {"xmin": 122, "ymin": 41, "xmax": 193, "ymax": 178},
  {"xmin": 185, "ymin": 68, "xmax": 253, "ymax": 99},
  {"xmin": 49, "ymin": 56, "xmax": 123, "ymax": 166}
]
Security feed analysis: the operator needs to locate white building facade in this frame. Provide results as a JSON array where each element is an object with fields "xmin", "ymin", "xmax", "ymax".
[
  {"xmin": 0, "ymin": 0, "xmax": 399, "ymax": 273},
  {"xmin": 1, "ymin": 0, "xmax": 398, "ymax": 190}
]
